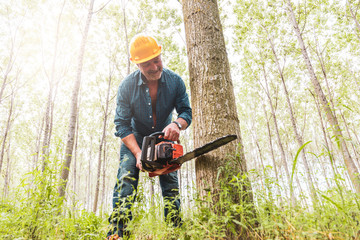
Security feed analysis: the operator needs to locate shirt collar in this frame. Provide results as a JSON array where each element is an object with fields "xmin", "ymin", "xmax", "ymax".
[{"xmin": 136, "ymin": 70, "xmax": 165, "ymax": 86}]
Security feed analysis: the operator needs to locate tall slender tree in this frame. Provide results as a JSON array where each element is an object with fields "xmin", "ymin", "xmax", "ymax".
[
  {"xmin": 58, "ymin": 0, "xmax": 95, "ymax": 198},
  {"xmin": 93, "ymin": 69, "xmax": 112, "ymax": 213},
  {"xmin": 286, "ymin": 0, "xmax": 360, "ymax": 193},
  {"xmin": 264, "ymin": 27, "xmax": 317, "ymax": 204},
  {"xmin": 41, "ymin": 0, "xmax": 66, "ymax": 171}
]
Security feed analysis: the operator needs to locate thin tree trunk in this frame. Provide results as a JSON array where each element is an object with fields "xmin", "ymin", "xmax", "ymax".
[
  {"xmin": 87, "ymin": 136, "xmax": 93, "ymax": 211},
  {"xmin": 100, "ymin": 136, "xmax": 107, "ymax": 210},
  {"xmin": 93, "ymin": 72, "xmax": 112, "ymax": 213},
  {"xmin": 3, "ymin": 131, "xmax": 11, "ymax": 198},
  {"xmin": 262, "ymin": 104, "xmax": 284, "ymax": 203},
  {"xmin": 0, "ymin": 84, "xmax": 15, "ymax": 173},
  {"xmin": 0, "ymin": 20, "xmax": 17, "ymax": 105},
  {"xmin": 339, "ymin": 108, "xmax": 360, "ymax": 168},
  {"xmin": 311, "ymin": 91, "xmax": 347, "ymax": 190},
  {"xmin": 265, "ymin": 28, "xmax": 317, "ymax": 203},
  {"xmin": 121, "ymin": 0, "xmax": 130, "ymax": 75},
  {"xmin": 262, "ymin": 105, "xmax": 280, "ymax": 182},
  {"xmin": 72, "ymin": 113, "xmax": 79, "ymax": 213},
  {"xmin": 262, "ymin": 66, "xmax": 297, "ymax": 205},
  {"xmin": 58, "ymin": 0, "xmax": 95, "ymax": 198},
  {"xmin": 286, "ymin": 0, "xmax": 360, "ymax": 193},
  {"xmin": 347, "ymin": 0, "xmax": 360, "ymax": 41},
  {"xmin": 41, "ymin": 0, "xmax": 66, "ymax": 172},
  {"xmin": 262, "ymin": 67, "xmax": 291, "ymax": 181}
]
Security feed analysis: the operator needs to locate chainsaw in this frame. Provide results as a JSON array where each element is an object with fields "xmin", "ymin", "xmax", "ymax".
[{"xmin": 140, "ymin": 132, "xmax": 237, "ymax": 177}]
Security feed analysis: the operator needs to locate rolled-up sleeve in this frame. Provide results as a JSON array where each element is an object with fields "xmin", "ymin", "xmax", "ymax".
[
  {"xmin": 114, "ymin": 83, "xmax": 133, "ymax": 139},
  {"xmin": 175, "ymin": 79, "xmax": 192, "ymax": 127}
]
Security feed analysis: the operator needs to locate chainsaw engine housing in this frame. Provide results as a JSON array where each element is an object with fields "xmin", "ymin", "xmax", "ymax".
[{"xmin": 140, "ymin": 132, "xmax": 183, "ymax": 175}]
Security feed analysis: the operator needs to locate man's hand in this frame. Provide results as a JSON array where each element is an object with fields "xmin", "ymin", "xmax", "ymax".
[
  {"xmin": 121, "ymin": 134, "xmax": 143, "ymax": 171},
  {"xmin": 163, "ymin": 122, "xmax": 180, "ymax": 141},
  {"xmin": 135, "ymin": 151, "xmax": 143, "ymax": 171}
]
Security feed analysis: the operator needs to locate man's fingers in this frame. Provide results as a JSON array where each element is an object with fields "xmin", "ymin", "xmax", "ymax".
[{"xmin": 163, "ymin": 126, "xmax": 179, "ymax": 141}]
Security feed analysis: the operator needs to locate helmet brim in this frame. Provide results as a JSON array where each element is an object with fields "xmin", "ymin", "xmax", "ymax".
[{"xmin": 130, "ymin": 46, "xmax": 162, "ymax": 64}]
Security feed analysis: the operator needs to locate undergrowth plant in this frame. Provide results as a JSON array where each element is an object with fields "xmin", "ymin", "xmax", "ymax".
[
  {"xmin": 1, "ymin": 153, "xmax": 360, "ymax": 239},
  {"xmin": 252, "ymin": 167, "xmax": 360, "ymax": 239},
  {"xmin": 0, "ymin": 158, "xmax": 107, "ymax": 240}
]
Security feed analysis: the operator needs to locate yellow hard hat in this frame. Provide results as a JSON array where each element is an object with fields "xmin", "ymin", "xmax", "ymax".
[{"xmin": 129, "ymin": 35, "xmax": 162, "ymax": 64}]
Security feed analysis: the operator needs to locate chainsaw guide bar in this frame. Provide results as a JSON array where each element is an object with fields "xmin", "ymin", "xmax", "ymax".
[{"xmin": 170, "ymin": 134, "xmax": 238, "ymax": 165}]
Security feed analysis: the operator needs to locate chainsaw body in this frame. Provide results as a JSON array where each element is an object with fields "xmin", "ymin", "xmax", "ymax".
[{"xmin": 141, "ymin": 132, "xmax": 183, "ymax": 177}]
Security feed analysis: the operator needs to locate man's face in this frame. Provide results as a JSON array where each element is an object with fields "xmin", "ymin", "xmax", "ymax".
[{"xmin": 137, "ymin": 55, "xmax": 163, "ymax": 81}]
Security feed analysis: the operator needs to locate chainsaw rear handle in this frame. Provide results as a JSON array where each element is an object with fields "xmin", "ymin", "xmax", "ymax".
[
  {"xmin": 149, "ymin": 132, "xmax": 165, "ymax": 138},
  {"xmin": 140, "ymin": 132, "xmax": 164, "ymax": 164}
]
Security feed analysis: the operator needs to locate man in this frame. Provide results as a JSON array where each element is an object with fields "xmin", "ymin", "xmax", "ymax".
[{"xmin": 107, "ymin": 34, "xmax": 192, "ymax": 239}]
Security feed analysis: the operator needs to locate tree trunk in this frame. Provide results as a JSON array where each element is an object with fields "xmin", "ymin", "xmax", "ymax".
[
  {"xmin": 58, "ymin": 0, "xmax": 95, "ymax": 198},
  {"xmin": 41, "ymin": 0, "xmax": 65, "ymax": 172},
  {"xmin": 286, "ymin": 0, "xmax": 360, "ymax": 193},
  {"xmin": 262, "ymin": 104, "xmax": 284, "ymax": 204},
  {"xmin": 311, "ymin": 91, "xmax": 339, "ymax": 181},
  {"xmin": 121, "ymin": 0, "xmax": 130, "ymax": 75},
  {"xmin": 3, "ymin": 130, "xmax": 11, "ymax": 198},
  {"xmin": 72, "ymin": 113, "xmax": 80, "ymax": 212},
  {"xmin": 101, "ymin": 136, "xmax": 108, "ymax": 210},
  {"xmin": 182, "ymin": 0, "xmax": 256, "ymax": 237},
  {"xmin": 262, "ymin": 104, "xmax": 280, "ymax": 182},
  {"xmin": 86, "ymin": 136, "xmax": 93, "ymax": 211},
  {"xmin": 265, "ymin": 29, "xmax": 317, "ymax": 204},
  {"xmin": 340, "ymin": 109, "xmax": 360, "ymax": 168},
  {"xmin": 0, "ymin": 27, "xmax": 16, "ymax": 105},
  {"xmin": 260, "ymin": 65, "xmax": 297, "ymax": 205},
  {"xmin": 0, "ymin": 84, "xmax": 15, "ymax": 173},
  {"xmin": 93, "ymin": 72, "xmax": 112, "ymax": 213},
  {"xmin": 347, "ymin": 0, "xmax": 360, "ymax": 41}
]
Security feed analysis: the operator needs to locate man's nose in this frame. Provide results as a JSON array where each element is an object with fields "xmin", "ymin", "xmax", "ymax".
[{"xmin": 149, "ymin": 62, "xmax": 158, "ymax": 71}]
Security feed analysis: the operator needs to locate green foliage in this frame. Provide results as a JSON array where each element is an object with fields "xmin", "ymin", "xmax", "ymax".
[
  {"xmin": 0, "ymin": 161, "xmax": 107, "ymax": 239},
  {"xmin": 251, "ymin": 169, "xmax": 360, "ymax": 239},
  {"xmin": 1, "ymin": 154, "xmax": 360, "ymax": 239}
]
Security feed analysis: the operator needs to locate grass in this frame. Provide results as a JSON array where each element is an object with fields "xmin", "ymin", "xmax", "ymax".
[{"xmin": 1, "ymin": 157, "xmax": 360, "ymax": 239}]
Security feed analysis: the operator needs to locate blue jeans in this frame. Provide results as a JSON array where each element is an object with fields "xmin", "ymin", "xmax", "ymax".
[{"xmin": 108, "ymin": 133, "xmax": 181, "ymax": 236}]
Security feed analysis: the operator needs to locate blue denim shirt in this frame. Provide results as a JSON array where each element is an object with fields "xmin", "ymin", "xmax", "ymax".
[{"xmin": 114, "ymin": 68, "xmax": 192, "ymax": 139}]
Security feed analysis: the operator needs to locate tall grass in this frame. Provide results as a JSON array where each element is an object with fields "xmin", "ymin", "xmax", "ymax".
[
  {"xmin": 1, "ymin": 153, "xmax": 360, "ymax": 239},
  {"xmin": 0, "ymin": 160, "xmax": 107, "ymax": 239}
]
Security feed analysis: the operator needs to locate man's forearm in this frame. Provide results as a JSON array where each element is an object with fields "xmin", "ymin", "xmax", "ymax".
[{"xmin": 121, "ymin": 133, "xmax": 142, "ymax": 158}]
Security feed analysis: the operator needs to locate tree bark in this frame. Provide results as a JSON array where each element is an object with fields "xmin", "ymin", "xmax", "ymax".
[
  {"xmin": 182, "ymin": 0, "xmax": 256, "ymax": 237},
  {"xmin": 286, "ymin": 0, "xmax": 360, "ymax": 193},
  {"xmin": 58, "ymin": 0, "xmax": 95, "ymax": 198},
  {"xmin": 183, "ymin": 0, "xmax": 247, "ymax": 192}
]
